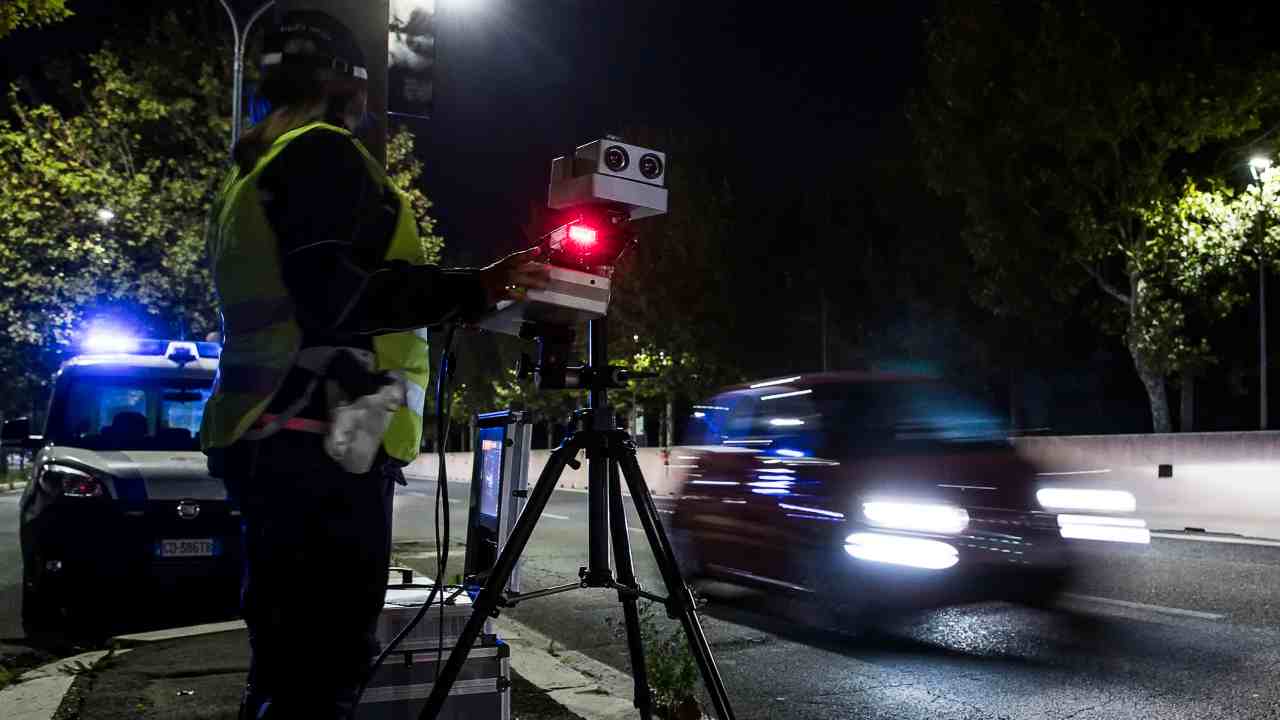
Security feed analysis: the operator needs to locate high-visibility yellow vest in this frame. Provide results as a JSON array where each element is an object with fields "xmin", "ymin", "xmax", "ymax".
[{"xmin": 200, "ymin": 121, "xmax": 429, "ymax": 465}]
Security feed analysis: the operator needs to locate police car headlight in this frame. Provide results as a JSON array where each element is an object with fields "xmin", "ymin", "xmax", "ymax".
[{"xmin": 40, "ymin": 463, "xmax": 105, "ymax": 498}]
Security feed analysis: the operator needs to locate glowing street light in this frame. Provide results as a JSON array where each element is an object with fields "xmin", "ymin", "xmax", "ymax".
[
  {"xmin": 96, "ymin": 208, "xmax": 115, "ymax": 223},
  {"xmin": 1250, "ymin": 155, "xmax": 1273, "ymax": 180}
]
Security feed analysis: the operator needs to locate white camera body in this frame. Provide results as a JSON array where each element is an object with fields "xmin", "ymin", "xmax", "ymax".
[
  {"xmin": 548, "ymin": 139, "xmax": 668, "ymax": 219},
  {"xmin": 476, "ymin": 265, "xmax": 612, "ymax": 336}
]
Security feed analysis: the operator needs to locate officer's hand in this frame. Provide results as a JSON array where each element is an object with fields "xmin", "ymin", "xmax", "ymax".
[{"xmin": 478, "ymin": 247, "xmax": 551, "ymax": 306}]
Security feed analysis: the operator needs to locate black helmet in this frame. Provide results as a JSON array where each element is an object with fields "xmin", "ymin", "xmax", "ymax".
[{"xmin": 261, "ymin": 10, "xmax": 367, "ymax": 82}]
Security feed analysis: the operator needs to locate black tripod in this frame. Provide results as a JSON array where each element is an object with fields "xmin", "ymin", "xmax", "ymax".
[{"xmin": 419, "ymin": 318, "xmax": 736, "ymax": 720}]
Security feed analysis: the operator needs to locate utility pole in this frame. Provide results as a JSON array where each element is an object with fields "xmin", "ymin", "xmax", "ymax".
[
  {"xmin": 1249, "ymin": 156, "xmax": 1271, "ymax": 430},
  {"xmin": 1261, "ymin": 216, "xmax": 1268, "ymax": 430}
]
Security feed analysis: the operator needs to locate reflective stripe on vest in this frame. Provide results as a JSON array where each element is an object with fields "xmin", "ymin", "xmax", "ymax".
[{"xmin": 201, "ymin": 121, "xmax": 430, "ymax": 464}]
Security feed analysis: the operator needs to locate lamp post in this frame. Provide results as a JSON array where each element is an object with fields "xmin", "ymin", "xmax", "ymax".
[
  {"xmin": 218, "ymin": 0, "xmax": 276, "ymax": 150},
  {"xmin": 1250, "ymin": 155, "xmax": 1272, "ymax": 430}
]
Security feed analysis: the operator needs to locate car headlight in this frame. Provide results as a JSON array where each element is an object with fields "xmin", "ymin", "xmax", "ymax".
[
  {"xmin": 1036, "ymin": 488, "xmax": 1135, "ymax": 513},
  {"xmin": 40, "ymin": 463, "xmax": 105, "ymax": 498},
  {"xmin": 862, "ymin": 501, "xmax": 969, "ymax": 534},
  {"xmin": 844, "ymin": 532, "xmax": 959, "ymax": 570}
]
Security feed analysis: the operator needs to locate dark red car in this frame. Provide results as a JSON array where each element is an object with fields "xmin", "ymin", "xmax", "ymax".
[{"xmin": 669, "ymin": 373, "xmax": 1143, "ymax": 623}]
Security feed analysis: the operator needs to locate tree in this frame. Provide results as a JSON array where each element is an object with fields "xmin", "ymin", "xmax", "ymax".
[
  {"xmin": 492, "ymin": 367, "xmax": 582, "ymax": 449},
  {"xmin": 913, "ymin": 1, "xmax": 1280, "ymax": 431},
  {"xmin": 607, "ymin": 128, "xmax": 745, "ymax": 444},
  {"xmin": 0, "ymin": 7, "xmax": 443, "ymax": 415},
  {"xmin": 0, "ymin": 0, "xmax": 71, "ymax": 39}
]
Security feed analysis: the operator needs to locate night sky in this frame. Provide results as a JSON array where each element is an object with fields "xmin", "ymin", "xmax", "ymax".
[
  {"xmin": 403, "ymin": 0, "xmax": 934, "ymax": 262},
  {"xmin": 1, "ymin": 0, "xmax": 933, "ymax": 260}
]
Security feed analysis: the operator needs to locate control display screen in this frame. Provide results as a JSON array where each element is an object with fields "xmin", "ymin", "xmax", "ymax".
[{"xmin": 477, "ymin": 425, "xmax": 505, "ymax": 520}]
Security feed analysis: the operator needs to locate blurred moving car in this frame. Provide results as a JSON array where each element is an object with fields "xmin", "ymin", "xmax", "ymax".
[
  {"xmin": 13, "ymin": 335, "xmax": 240, "ymax": 636},
  {"xmin": 668, "ymin": 372, "xmax": 1148, "ymax": 622}
]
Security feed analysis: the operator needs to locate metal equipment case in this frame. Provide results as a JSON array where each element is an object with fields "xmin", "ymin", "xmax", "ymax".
[{"xmin": 358, "ymin": 570, "xmax": 509, "ymax": 720}]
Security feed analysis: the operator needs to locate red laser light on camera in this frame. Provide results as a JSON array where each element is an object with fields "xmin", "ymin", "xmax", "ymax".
[{"xmin": 567, "ymin": 224, "xmax": 598, "ymax": 247}]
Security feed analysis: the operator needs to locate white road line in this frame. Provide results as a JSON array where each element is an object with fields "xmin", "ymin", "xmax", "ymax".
[
  {"xmin": 657, "ymin": 509, "xmax": 674, "ymax": 515},
  {"xmin": 629, "ymin": 527, "xmax": 645, "ymax": 535},
  {"xmin": 1151, "ymin": 531, "xmax": 1280, "ymax": 548},
  {"xmin": 1035, "ymin": 468, "xmax": 1112, "ymax": 476},
  {"xmin": 1061, "ymin": 593, "xmax": 1224, "ymax": 621},
  {"xmin": 543, "ymin": 513, "xmax": 571, "ymax": 521}
]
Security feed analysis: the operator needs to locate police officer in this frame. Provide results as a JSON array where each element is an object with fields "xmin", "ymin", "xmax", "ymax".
[{"xmin": 200, "ymin": 10, "xmax": 546, "ymax": 718}]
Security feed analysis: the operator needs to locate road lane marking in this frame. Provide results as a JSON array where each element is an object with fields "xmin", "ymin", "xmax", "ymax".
[
  {"xmin": 543, "ymin": 513, "xmax": 571, "ymax": 520},
  {"xmin": 1035, "ymin": 468, "xmax": 1112, "ymax": 476},
  {"xmin": 1151, "ymin": 531, "xmax": 1280, "ymax": 548},
  {"xmin": 1061, "ymin": 593, "xmax": 1224, "ymax": 620}
]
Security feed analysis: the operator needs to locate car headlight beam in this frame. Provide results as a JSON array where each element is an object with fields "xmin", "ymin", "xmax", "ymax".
[
  {"xmin": 1037, "ymin": 488, "xmax": 1136, "ymax": 513},
  {"xmin": 862, "ymin": 501, "xmax": 969, "ymax": 534}
]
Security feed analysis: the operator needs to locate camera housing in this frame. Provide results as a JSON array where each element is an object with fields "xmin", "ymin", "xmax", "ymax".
[
  {"xmin": 548, "ymin": 139, "xmax": 668, "ymax": 220},
  {"xmin": 477, "ymin": 139, "xmax": 667, "ymax": 341}
]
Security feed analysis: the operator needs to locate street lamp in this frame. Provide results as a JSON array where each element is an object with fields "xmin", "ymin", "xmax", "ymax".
[
  {"xmin": 96, "ymin": 208, "xmax": 115, "ymax": 224},
  {"xmin": 1250, "ymin": 155, "xmax": 1272, "ymax": 430},
  {"xmin": 218, "ymin": 0, "xmax": 276, "ymax": 150}
]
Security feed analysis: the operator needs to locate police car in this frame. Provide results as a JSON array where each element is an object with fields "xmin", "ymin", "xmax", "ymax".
[{"xmin": 17, "ymin": 335, "xmax": 241, "ymax": 635}]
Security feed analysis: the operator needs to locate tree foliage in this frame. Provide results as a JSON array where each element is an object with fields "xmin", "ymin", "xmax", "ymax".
[
  {"xmin": 0, "ymin": 7, "xmax": 442, "ymax": 415},
  {"xmin": 607, "ymin": 129, "xmax": 745, "ymax": 439},
  {"xmin": 0, "ymin": 0, "xmax": 71, "ymax": 39},
  {"xmin": 912, "ymin": 0, "xmax": 1280, "ymax": 431}
]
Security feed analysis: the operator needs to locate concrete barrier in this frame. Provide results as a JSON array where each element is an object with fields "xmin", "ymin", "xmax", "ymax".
[
  {"xmin": 404, "ymin": 431, "xmax": 1280, "ymax": 540},
  {"xmin": 404, "ymin": 446, "xmax": 682, "ymax": 497},
  {"xmin": 1012, "ymin": 431, "xmax": 1280, "ymax": 540}
]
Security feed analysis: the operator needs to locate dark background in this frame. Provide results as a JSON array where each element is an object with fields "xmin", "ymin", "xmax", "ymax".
[{"xmin": 4, "ymin": 0, "xmax": 1269, "ymax": 436}]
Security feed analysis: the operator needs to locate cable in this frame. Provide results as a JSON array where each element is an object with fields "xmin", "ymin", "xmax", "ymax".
[
  {"xmin": 434, "ymin": 327, "xmax": 458, "ymax": 682},
  {"xmin": 349, "ymin": 324, "xmax": 458, "ymax": 720}
]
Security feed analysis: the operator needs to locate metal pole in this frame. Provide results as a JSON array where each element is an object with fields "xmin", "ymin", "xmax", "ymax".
[
  {"xmin": 586, "ymin": 318, "xmax": 612, "ymax": 581},
  {"xmin": 219, "ymin": 1, "xmax": 275, "ymax": 151},
  {"xmin": 1262, "ymin": 210, "xmax": 1269, "ymax": 430},
  {"xmin": 217, "ymin": 0, "xmax": 241, "ymax": 150}
]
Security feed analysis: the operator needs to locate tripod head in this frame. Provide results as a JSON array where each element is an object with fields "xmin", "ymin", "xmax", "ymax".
[{"xmin": 515, "ymin": 321, "xmax": 658, "ymax": 393}]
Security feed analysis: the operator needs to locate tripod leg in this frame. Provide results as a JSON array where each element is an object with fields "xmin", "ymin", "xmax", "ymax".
[
  {"xmin": 616, "ymin": 439, "xmax": 736, "ymax": 720},
  {"xmin": 608, "ymin": 454, "xmax": 653, "ymax": 720},
  {"xmin": 418, "ymin": 435, "xmax": 580, "ymax": 720}
]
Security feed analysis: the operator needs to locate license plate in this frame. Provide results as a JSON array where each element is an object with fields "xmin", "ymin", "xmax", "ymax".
[{"xmin": 156, "ymin": 539, "xmax": 218, "ymax": 558}]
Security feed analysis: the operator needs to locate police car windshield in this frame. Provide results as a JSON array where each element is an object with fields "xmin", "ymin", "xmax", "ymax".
[{"xmin": 49, "ymin": 377, "xmax": 212, "ymax": 452}]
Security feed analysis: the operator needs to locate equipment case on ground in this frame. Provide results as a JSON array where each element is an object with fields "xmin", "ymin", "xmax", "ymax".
[{"xmin": 358, "ymin": 569, "xmax": 509, "ymax": 720}]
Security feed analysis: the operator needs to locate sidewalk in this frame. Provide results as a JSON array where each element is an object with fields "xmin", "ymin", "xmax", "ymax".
[{"xmin": 3, "ymin": 618, "xmax": 619, "ymax": 720}]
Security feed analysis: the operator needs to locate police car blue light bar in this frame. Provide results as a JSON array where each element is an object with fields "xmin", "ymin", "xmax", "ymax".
[{"xmin": 84, "ymin": 333, "xmax": 139, "ymax": 354}]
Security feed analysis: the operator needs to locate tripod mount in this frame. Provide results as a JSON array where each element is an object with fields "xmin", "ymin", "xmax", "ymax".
[{"xmin": 418, "ymin": 316, "xmax": 736, "ymax": 720}]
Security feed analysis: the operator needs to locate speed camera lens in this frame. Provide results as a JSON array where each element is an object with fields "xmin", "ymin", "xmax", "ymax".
[
  {"xmin": 639, "ymin": 153, "xmax": 663, "ymax": 180},
  {"xmin": 604, "ymin": 145, "xmax": 630, "ymax": 173}
]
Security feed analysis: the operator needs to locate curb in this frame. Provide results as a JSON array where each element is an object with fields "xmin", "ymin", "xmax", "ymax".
[
  {"xmin": 494, "ymin": 615, "xmax": 639, "ymax": 720},
  {"xmin": 111, "ymin": 619, "xmax": 246, "ymax": 647},
  {"xmin": 0, "ymin": 649, "xmax": 127, "ymax": 720}
]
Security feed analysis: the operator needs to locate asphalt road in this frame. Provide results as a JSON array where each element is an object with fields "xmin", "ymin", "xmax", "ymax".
[{"xmin": 394, "ymin": 475, "xmax": 1280, "ymax": 720}]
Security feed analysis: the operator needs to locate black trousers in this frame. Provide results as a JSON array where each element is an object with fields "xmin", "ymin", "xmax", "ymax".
[{"xmin": 219, "ymin": 431, "xmax": 398, "ymax": 720}]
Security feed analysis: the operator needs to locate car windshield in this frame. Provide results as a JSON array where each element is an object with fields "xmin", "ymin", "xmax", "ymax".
[
  {"xmin": 820, "ymin": 381, "xmax": 1008, "ymax": 445},
  {"xmin": 49, "ymin": 376, "xmax": 213, "ymax": 452}
]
